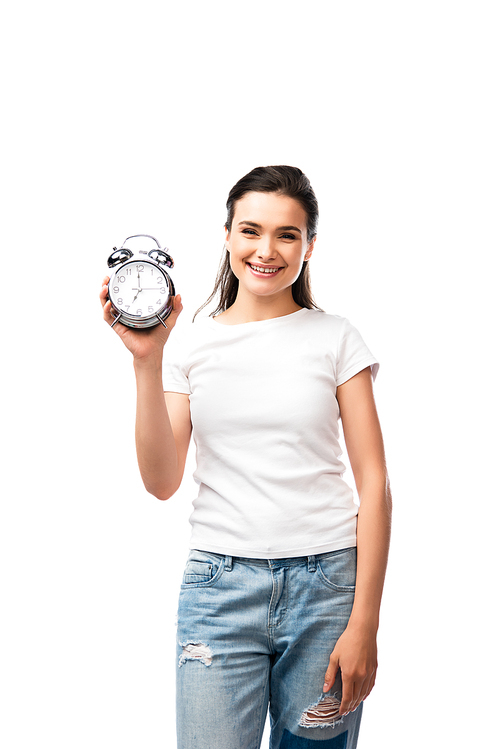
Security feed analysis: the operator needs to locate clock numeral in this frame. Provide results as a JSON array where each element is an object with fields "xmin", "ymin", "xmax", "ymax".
[
  {"xmin": 117, "ymin": 298, "xmax": 123, "ymax": 305},
  {"xmin": 137, "ymin": 265, "xmax": 144, "ymax": 272},
  {"xmin": 156, "ymin": 299, "xmax": 161, "ymax": 305},
  {"xmin": 126, "ymin": 268, "xmax": 132, "ymax": 275},
  {"xmin": 117, "ymin": 276, "xmax": 125, "ymax": 283},
  {"xmin": 157, "ymin": 276, "xmax": 163, "ymax": 284},
  {"xmin": 160, "ymin": 287, "xmax": 166, "ymax": 294},
  {"xmin": 148, "ymin": 306, "xmax": 154, "ymax": 314},
  {"xmin": 113, "ymin": 286, "xmax": 119, "ymax": 293},
  {"xmin": 136, "ymin": 309, "xmax": 142, "ymax": 316}
]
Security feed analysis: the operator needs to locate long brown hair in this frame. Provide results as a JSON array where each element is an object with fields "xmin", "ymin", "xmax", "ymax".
[{"xmin": 194, "ymin": 165, "xmax": 322, "ymax": 319}]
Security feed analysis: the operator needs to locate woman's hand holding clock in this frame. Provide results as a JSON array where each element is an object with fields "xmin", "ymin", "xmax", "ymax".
[
  {"xmin": 101, "ymin": 272, "xmax": 189, "ymax": 501},
  {"xmin": 100, "ymin": 276, "xmax": 183, "ymax": 363}
]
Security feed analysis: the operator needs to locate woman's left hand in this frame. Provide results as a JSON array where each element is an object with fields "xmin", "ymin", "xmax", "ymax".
[{"xmin": 322, "ymin": 624, "xmax": 378, "ymax": 717}]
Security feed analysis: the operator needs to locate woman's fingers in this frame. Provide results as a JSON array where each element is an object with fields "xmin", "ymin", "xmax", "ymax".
[
  {"xmin": 339, "ymin": 672, "xmax": 358, "ymax": 716},
  {"xmin": 100, "ymin": 278, "xmax": 110, "ymax": 309},
  {"xmin": 100, "ymin": 262, "xmax": 183, "ymax": 361},
  {"xmin": 168, "ymin": 294, "xmax": 183, "ymax": 325},
  {"xmin": 100, "ymin": 278, "xmax": 128, "ymax": 331},
  {"xmin": 324, "ymin": 628, "xmax": 378, "ymax": 717},
  {"xmin": 323, "ymin": 653, "xmax": 339, "ymax": 693},
  {"xmin": 339, "ymin": 670, "xmax": 376, "ymax": 716},
  {"xmin": 100, "ymin": 283, "xmax": 183, "ymax": 359}
]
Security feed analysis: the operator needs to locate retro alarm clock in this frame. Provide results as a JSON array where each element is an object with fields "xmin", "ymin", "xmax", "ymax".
[{"xmin": 107, "ymin": 234, "xmax": 175, "ymax": 329}]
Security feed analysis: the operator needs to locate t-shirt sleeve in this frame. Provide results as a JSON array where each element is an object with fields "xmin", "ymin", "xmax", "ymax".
[
  {"xmin": 162, "ymin": 325, "xmax": 191, "ymax": 394},
  {"xmin": 336, "ymin": 318, "xmax": 379, "ymax": 386}
]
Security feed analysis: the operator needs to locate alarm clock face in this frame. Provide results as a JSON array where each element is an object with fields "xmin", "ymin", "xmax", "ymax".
[{"xmin": 108, "ymin": 260, "xmax": 173, "ymax": 327}]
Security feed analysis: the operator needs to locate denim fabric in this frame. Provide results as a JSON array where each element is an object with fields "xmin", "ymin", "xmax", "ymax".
[{"xmin": 176, "ymin": 548, "xmax": 363, "ymax": 749}]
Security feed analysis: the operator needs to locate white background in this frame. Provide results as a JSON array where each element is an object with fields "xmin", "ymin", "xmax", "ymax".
[{"xmin": 1, "ymin": 1, "xmax": 498, "ymax": 747}]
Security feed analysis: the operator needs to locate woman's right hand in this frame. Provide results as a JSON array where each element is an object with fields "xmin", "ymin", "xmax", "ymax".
[{"xmin": 99, "ymin": 276, "xmax": 183, "ymax": 362}]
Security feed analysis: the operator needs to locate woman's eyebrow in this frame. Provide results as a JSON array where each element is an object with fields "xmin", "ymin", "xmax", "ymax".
[
  {"xmin": 278, "ymin": 225, "xmax": 302, "ymax": 234},
  {"xmin": 237, "ymin": 220, "xmax": 302, "ymax": 234}
]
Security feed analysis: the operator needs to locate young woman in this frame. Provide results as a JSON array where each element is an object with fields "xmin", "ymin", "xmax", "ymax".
[{"xmin": 100, "ymin": 166, "xmax": 392, "ymax": 749}]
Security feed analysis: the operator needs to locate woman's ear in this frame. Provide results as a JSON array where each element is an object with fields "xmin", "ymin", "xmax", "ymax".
[
  {"xmin": 304, "ymin": 236, "xmax": 316, "ymax": 262},
  {"xmin": 224, "ymin": 226, "xmax": 230, "ymax": 251}
]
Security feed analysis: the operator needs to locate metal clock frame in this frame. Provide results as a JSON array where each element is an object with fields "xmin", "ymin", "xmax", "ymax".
[{"xmin": 107, "ymin": 234, "xmax": 176, "ymax": 329}]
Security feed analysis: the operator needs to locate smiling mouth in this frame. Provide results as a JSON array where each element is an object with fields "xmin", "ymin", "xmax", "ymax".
[{"xmin": 247, "ymin": 263, "xmax": 283, "ymax": 275}]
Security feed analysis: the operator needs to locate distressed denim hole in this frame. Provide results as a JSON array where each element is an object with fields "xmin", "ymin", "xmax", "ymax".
[
  {"xmin": 178, "ymin": 641, "xmax": 213, "ymax": 667},
  {"xmin": 299, "ymin": 695, "xmax": 343, "ymax": 728}
]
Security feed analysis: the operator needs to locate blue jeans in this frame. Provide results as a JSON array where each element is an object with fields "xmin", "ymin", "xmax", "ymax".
[{"xmin": 176, "ymin": 548, "xmax": 363, "ymax": 749}]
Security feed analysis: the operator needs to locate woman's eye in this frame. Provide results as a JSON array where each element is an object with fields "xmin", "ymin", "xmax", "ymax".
[
  {"xmin": 242, "ymin": 228, "xmax": 258, "ymax": 236},
  {"xmin": 281, "ymin": 233, "xmax": 296, "ymax": 240}
]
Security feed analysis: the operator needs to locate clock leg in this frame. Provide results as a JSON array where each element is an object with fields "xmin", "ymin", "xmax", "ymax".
[
  {"xmin": 156, "ymin": 315, "xmax": 168, "ymax": 329},
  {"xmin": 111, "ymin": 312, "xmax": 122, "ymax": 328}
]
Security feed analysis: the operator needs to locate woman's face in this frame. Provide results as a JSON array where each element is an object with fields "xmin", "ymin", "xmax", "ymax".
[{"xmin": 225, "ymin": 191, "xmax": 315, "ymax": 302}]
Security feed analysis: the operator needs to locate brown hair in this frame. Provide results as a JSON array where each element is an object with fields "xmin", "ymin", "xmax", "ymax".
[{"xmin": 194, "ymin": 165, "xmax": 321, "ymax": 319}]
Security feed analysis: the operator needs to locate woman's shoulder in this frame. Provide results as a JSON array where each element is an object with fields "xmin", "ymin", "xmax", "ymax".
[
  {"xmin": 300, "ymin": 308, "xmax": 349, "ymax": 333},
  {"xmin": 300, "ymin": 310, "xmax": 375, "ymax": 356}
]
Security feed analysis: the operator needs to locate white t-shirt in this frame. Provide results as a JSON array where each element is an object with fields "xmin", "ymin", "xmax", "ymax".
[{"xmin": 163, "ymin": 308, "xmax": 379, "ymax": 559}]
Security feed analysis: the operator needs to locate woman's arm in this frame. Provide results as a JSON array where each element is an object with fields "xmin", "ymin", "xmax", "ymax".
[
  {"xmin": 134, "ymin": 361, "xmax": 192, "ymax": 500},
  {"xmin": 100, "ymin": 279, "xmax": 192, "ymax": 500},
  {"xmin": 322, "ymin": 366, "xmax": 392, "ymax": 717}
]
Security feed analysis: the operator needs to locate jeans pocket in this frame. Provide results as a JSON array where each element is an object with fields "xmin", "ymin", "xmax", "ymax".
[
  {"xmin": 316, "ymin": 547, "xmax": 357, "ymax": 592},
  {"xmin": 181, "ymin": 550, "xmax": 225, "ymax": 588}
]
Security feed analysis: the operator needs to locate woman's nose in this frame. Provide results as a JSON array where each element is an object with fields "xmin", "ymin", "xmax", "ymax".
[{"xmin": 257, "ymin": 237, "xmax": 276, "ymax": 260}]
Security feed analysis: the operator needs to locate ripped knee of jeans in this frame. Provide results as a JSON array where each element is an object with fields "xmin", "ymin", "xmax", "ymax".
[
  {"xmin": 298, "ymin": 694, "xmax": 343, "ymax": 729},
  {"xmin": 178, "ymin": 641, "xmax": 213, "ymax": 667}
]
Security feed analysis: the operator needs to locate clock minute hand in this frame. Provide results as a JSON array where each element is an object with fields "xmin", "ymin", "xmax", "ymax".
[{"xmin": 131, "ymin": 272, "xmax": 143, "ymax": 303}]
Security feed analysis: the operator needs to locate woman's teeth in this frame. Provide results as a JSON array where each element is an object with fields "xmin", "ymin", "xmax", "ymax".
[{"xmin": 249, "ymin": 264, "xmax": 280, "ymax": 274}]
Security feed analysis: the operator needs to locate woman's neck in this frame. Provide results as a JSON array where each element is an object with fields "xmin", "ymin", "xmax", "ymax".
[{"xmin": 215, "ymin": 289, "xmax": 302, "ymax": 325}]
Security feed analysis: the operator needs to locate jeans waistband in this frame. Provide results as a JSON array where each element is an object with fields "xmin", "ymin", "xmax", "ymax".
[{"xmin": 195, "ymin": 547, "xmax": 355, "ymax": 572}]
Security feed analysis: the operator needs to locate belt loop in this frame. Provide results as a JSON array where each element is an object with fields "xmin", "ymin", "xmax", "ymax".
[
  {"xmin": 224, "ymin": 555, "xmax": 233, "ymax": 572},
  {"xmin": 307, "ymin": 555, "xmax": 316, "ymax": 572}
]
